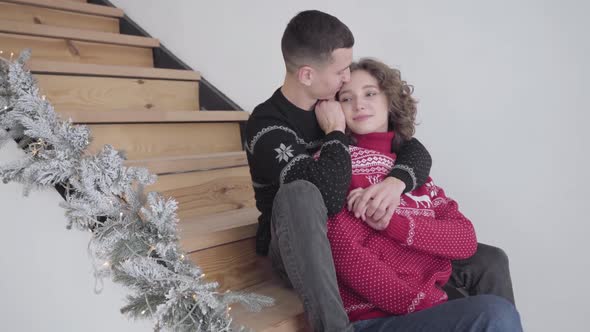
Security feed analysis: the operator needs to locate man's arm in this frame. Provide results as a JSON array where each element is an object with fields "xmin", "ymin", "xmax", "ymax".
[
  {"xmin": 246, "ymin": 117, "xmax": 351, "ymax": 216},
  {"xmin": 390, "ymin": 137, "xmax": 432, "ymax": 193},
  {"xmin": 348, "ymin": 137, "xmax": 433, "ymax": 229}
]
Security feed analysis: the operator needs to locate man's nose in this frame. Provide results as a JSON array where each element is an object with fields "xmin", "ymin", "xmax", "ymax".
[{"xmin": 342, "ymin": 68, "xmax": 351, "ymax": 83}]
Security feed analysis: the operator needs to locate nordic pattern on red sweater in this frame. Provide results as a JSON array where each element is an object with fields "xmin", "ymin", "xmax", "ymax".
[{"xmin": 326, "ymin": 132, "xmax": 478, "ymax": 322}]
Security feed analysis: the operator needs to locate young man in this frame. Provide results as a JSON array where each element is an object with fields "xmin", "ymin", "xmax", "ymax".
[{"xmin": 245, "ymin": 10, "xmax": 518, "ymax": 332}]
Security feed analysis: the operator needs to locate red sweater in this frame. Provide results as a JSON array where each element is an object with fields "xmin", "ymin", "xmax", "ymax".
[{"xmin": 327, "ymin": 131, "xmax": 477, "ymax": 322}]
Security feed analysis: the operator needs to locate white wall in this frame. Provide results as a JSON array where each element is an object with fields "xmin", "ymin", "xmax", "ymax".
[
  {"xmin": 0, "ymin": 141, "xmax": 152, "ymax": 331},
  {"xmin": 1, "ymin": 0, "xmax": 587, "ymax": 331},
  {"xmin": 109, "ymin": 1, "xmax": 590, "ymax": 330}
]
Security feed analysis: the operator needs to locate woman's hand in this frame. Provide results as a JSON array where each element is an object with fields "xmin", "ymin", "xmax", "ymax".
[{"xmin": 347, "ymin": 177, "xmax": 406, "ymax": 230}]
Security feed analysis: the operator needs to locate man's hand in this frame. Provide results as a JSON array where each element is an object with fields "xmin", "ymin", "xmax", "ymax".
[
  {"xmin": 347, "ymin": 177, "xmax": 406, "ymax": 231},
  {"xmin": 316, "ymin": 100, "xmax": 346, "ymax": 134}
]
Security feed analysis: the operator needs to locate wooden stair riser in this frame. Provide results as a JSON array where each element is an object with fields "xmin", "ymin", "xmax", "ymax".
[
  {"xmin": 178, "ymin": 207, "xmax": 259, "ymax": 253},
  {"xmin": 0, "ymin": 2, "xmax": 119, "ymax": 33},
  {"xmin": 86, "ymin": 122, "xmax": 243, "ymax": 160},
  {"xmin": 125, "ymin": 151, "xmax": 248, "ymax": 175},
  {"xmin": 181, "ymin": 222, "xmax": 257, "ymax": 254},
  {"xmin": 0, "ymin": 33, "xmax": 153, "ymax": 67},
  {"xmin": 148, "ymin": 166, "xmax": 254, "ymax": 220},
  {"xmin": 35, "ymin": 75, "xmax": 199, "ymax": 111},
  {"xmin": 188, "ymin": 238, "xmax": 272, "ymax": 292},
  {"xmin": 0, "ymin": 21, "xmax": 158, "ymax": 47}
]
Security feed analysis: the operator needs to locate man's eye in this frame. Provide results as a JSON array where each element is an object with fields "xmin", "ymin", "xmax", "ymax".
[
  {"xmin": 367, "ymin": 91, "xmax": 377, "ymax": 97},
  {"xmin": 340, "ymin": 97, "xmax": 352, "ymax": 102}
]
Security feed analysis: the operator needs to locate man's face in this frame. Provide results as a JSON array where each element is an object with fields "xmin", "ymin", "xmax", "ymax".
[{"xmin": 309, "ymin": 48, "xmax": 353, "ymax": 100}]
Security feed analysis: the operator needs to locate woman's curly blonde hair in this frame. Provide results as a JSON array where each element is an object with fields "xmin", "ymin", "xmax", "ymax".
[{"xmin": 347, "ymin": 58, "xmax": 418, "ymax": 151}]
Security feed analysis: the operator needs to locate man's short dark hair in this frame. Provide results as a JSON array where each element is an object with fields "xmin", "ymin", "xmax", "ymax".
[{"xmin": 281, "ymin": 10, "xmax": 355, "ymax": 73}]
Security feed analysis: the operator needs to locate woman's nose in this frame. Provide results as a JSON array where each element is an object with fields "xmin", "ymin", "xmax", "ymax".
[{"xmin": 355, "ymin": 99, "xmax": 365, "ymax": 112}]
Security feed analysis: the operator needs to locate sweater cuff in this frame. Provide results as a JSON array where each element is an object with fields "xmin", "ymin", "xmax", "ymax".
[
  {"xmin": 324, "ymin": 130, "xmax": 349, "ymax": 146},
  {"xmin": 389, "ymin": 165, "xmax": 417, "ymax": 193},
  {"xmin": 384, "ymin": 214, "xmax": 413, "ymax": 246}
]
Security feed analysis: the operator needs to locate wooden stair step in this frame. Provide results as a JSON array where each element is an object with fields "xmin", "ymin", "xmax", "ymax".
[
  {"xmin": 0, "ymin": 20, "xmax": 159, "ymax": 47},
  {"xmin": 0, "ymin": 2, "xmax": 118, "ymax": 33},
  {"xmin": 1, "ymin": 32, "xmax": 153, "ymax": 67},
  {"xmin": 149, "ymin": 166, "xmax": 254, "ymax": 220},
  {"xmin": 232, "ymin": 278, "xmax": 308, "ymax": 332},
  {"xmin": 86, "ymin": 123, "xmax": 243, "ymax": 160},
  {"xmin": 29, "ymin": 60, "xmax": 200, "ymax": 80},
  {"xmin": 188, "ymin": 237, "xmax": 272, "ymax": 292},
  {"xmin": 59, "ymin": 110, "xmax": 249, "ymax": 124},
  {"xmin": 36, "ymin": 75, "xmax": 199, "ymax": 111},
  {"xmin": 179, "ymin": 207, "xmax": 259, "ymax": 253},
  {"xmin": 3, "ymin": 0, "xmax": 124, "ymax": 18},
  {"xmin": 125, "ymin": 151, "xmax": 247, "ymax": 175}
]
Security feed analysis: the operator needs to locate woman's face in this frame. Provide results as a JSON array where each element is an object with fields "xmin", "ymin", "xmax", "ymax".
[{"xmin": 338, "ymin": 70, "xmax": 389, "ymax": 135}]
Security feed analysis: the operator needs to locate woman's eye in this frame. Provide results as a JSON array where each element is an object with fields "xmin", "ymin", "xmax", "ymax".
[
  {"xmin": 367, "ymin": 91, "xmax": 377, "ymax": 97},
  {"xmin": 340, "ymin": 97, "xmax": 352, "ymax": 102}
]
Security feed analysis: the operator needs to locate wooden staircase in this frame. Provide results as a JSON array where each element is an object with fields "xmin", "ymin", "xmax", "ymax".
[{"xmin": 0, "ymin": 0, "xmax": 307, "ymax": 330}]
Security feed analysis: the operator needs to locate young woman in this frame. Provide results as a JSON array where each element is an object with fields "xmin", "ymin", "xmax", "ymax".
[{"xmin": 322, "ymin": 58, "xmax": 522, "ymax": 331}]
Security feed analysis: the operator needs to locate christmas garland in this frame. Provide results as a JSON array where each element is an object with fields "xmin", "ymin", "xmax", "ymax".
[{"xmin": 0, "ymin": 50, "xmax": 273, "ymax": 331}]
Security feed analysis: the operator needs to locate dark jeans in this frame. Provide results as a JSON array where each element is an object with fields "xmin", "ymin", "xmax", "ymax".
[
  {"xmin": 446, "ymin": 243, "xmax": 515, "ymax": 305},
  {"xmin": 269, "ymin": 180, "xmax": 520, "ymax": 332},
  {"xmin": 352, "ymin": 295, "xmax": 521, "ymax": 332}
]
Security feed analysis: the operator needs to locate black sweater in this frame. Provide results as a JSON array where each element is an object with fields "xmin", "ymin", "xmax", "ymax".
[{"xmin": 245, "ymin": 89, "xmax": 432, "ymax": 255}]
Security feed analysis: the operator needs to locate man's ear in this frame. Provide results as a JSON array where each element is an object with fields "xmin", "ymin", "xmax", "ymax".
[{"xmin": 297, "ymin": 66, "xmax": 314, "ymax": 86}]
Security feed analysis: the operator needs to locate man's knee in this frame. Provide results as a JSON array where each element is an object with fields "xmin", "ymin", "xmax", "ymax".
[
  {"xmin": 272, "ymin": 180, "xmax": 328, "ymax": 233},
  {"xmin": 478, "ymin": 244, "xmax": 510, "ymax": 270},
  {"xmin": 274, "ymin": 180, "xmax": 326, "ymax": 212}
]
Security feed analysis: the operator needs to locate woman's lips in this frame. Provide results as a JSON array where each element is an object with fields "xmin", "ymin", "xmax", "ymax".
[{"xmin": 353, "ymin": 114, "xmax": 372, "ymax": 121}]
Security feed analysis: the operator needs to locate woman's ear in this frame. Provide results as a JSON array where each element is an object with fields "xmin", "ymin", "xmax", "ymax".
[{"xmin": 297, "ymin": 66, "xmax": 314, "ymax": 86}]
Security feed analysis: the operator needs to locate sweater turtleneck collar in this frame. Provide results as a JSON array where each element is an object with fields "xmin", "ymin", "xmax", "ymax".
[{"xmin": 352, "ymin": 131, "xmax": 395, "ymax": 154}]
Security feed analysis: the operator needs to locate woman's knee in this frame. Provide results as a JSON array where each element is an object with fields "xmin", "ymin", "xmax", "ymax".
[{"xmin": 472, "ymin": 295, "xmax": 522, "ymax": 331}]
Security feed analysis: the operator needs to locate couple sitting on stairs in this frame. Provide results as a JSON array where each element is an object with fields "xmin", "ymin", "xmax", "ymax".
[{"xmin": 245, "ymin": 10, "xmax": 522, "ymax": 332}]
